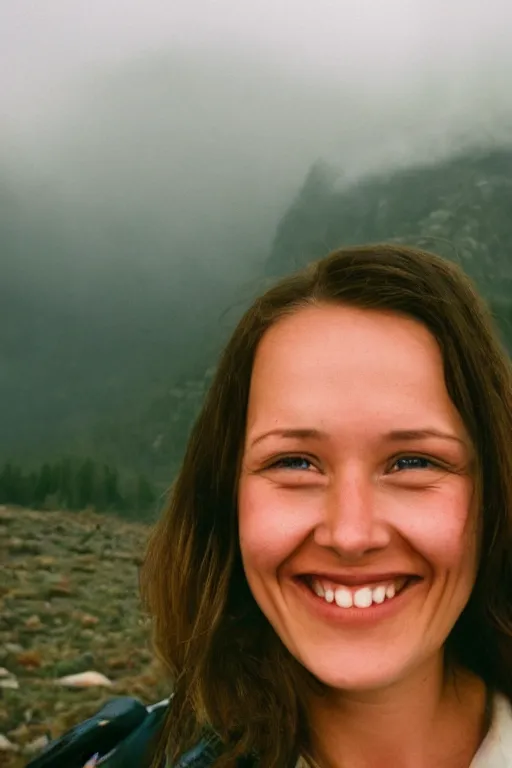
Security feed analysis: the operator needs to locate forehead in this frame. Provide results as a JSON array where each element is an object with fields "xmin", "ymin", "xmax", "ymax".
[{"xmin": 246, "ymin": 304, "xmax": 464, "ymax": 438}]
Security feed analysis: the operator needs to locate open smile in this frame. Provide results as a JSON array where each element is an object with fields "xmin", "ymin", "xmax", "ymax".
[{"xmin": 294, "ymin": 574, "xmax": 423, "ymax": 623}]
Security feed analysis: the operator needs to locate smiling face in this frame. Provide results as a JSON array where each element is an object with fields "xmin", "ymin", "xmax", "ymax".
[{"xmin": 238, "ymin": 304, "xmax": 479, "ymax": 693}]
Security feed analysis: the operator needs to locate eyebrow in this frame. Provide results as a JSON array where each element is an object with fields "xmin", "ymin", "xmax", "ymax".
[
  {"xmin": 249, "ymin": 427, "xmax": 465, "ymax": 448},
  {"xmin": 386, "ymin": 429, "xmax": 466, "ymax": 445},
  {"xmin": 249, "ymin": 428, "xmax": 326, "ymax": 448}
]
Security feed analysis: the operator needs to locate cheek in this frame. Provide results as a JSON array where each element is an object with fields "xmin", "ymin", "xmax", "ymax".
[
  {"xmin": 397, "ymin": 482, "xmax": 478, "ymax": 571},
  {"xmin": 238, "ymin": 480, "xmax": 311, "ymax": 573}
]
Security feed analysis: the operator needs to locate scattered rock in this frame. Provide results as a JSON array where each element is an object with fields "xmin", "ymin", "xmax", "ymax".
[
  {"xmin": 57, "ymin": 671, "xmax": 113, "ymax": 688},
  {"xmin": 4, "ymin": 644, "xmax": 23, "ymax": 655},
  {"xmin": 24, "ymin": 735, "xmax": 50, "ymax": 755},
  {"xmin": 0, "ymin": 734, "xmax": 19, "ymax": 752},
  {"xmin": 7, "ymin": 723, "xmax": 30, "ymax": 742}
]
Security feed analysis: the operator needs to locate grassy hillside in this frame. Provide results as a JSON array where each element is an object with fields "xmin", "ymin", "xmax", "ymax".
[{"xmin": 0, "ymin": 505, "xmax": 169, "ymax": 767}]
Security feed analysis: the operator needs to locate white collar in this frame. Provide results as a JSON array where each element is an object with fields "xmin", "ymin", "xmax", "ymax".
[{"xmin": 470, "ymin": 693, "xmax": 512, "ymax": 767}]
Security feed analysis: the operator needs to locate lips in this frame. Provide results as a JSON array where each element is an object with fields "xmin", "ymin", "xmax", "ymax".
[
  {"xmin": 298, "ymin": 573, "xmax": 421, "ymax": 610},
  {"xmin": 301, "ymin": 570, "xmax": 415, "ymax": 586}
]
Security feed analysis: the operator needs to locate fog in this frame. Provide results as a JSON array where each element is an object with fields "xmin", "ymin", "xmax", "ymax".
[
  {"xmin": 1, "ymin": 0, "xmax": 512, "ymax": 464},
  {"xmin": 3, "ymin": 0, "xmax": 512, "ymax": 286}
]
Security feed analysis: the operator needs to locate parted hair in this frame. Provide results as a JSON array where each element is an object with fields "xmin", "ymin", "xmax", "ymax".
[{"xmin": 140, "ymin": 243, "xmax": 512, "ymax": 767}]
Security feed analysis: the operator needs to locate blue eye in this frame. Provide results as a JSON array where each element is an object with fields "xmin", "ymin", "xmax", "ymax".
[
  {"xmin": 393, "ymin": 456, "xmax": 435, "ymax": 471},
  {"xmin": 267, "ymin": 455, "xmax": 438, "ymax": 473},
  {"xmin": 270, "ymin": 456, "xmax": 312, "ymax": 471}
]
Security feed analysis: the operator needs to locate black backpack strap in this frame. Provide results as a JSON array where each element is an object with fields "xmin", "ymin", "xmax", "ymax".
[
  {"xmin": 25, "ymin": 696, "xmax": 170, "ymax": 768},
  {"xmin": 25, "ymin": 695, "xmax": 258, "ymax": 767}
]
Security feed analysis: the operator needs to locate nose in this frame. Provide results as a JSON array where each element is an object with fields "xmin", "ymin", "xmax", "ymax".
[{"xmin": 313, "ymin": 468, "xmax": 390, "ymax": 558}]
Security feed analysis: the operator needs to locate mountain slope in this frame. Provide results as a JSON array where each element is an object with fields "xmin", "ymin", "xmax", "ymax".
[{"xmin": 266, "ymin": 148, "xmax": 512, "ymax": 308}]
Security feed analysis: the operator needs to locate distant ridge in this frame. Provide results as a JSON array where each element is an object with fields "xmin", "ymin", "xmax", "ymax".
[{"xmin": 265, "ymin": 147, "xmax": 512, "ymax": 306}]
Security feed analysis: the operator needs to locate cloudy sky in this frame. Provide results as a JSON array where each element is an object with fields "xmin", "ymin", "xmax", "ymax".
[
  {"xmin": 3, "ymin": 0, "xmax": 512, "ymax": 163},
  {"xmin": 2, "ymin": 0, "xmax": 512, "ymax": 276}
]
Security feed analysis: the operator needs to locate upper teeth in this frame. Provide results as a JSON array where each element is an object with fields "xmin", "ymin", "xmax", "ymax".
[{"xmin": 312, "ymin": 578, "xmax": 406, "ymax": 609}]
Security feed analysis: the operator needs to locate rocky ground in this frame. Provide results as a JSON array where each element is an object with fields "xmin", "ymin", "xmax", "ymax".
[{"xmin": 0, "ymin": 505, "xmax": 170, "ymax": 767}]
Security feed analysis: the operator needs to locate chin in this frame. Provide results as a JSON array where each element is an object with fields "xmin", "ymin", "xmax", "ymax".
[{"xmin": 295, "ymin": 647, "xmax": 418, "ymax": 694}]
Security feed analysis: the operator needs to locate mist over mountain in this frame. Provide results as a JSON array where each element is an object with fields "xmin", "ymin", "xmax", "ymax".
[
  {"xmin": 80, "ymin": 144, "xmax": 512, "ymax": 487},
  {"xmin": 1, "ymin": 39, "xmax": 512, "ymax": 492}
]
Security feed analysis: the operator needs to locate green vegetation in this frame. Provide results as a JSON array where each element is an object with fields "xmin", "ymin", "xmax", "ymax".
[{"xmin": 0, "ymin": 458, "xmax": 157, "ymax": 515}]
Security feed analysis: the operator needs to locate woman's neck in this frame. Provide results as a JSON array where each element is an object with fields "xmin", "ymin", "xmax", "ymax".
[{"xmin": 306, "ymin": 657, "xmax": 488, "ymax": 768}]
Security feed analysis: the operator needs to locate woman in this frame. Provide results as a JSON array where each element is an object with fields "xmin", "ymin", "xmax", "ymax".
[
  {"xmin": 29, "ymin": 243, "xmax": 512, "ymax": 768},
  {"xmin": 140, "ymin": 243, "xmax": 512, "ymax": 767}
]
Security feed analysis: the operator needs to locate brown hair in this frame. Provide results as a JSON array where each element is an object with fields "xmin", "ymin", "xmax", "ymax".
[{"xmin": 140, "ymin": 243, "xmax": 512, "ymax": 767}]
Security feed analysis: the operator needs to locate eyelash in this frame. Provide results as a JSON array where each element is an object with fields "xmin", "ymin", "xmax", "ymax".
[
  {"xmin": 268, "ymin": 456, "xmax": 315, "ymax": 471},
  {"xmin": 267, "ymin": 455, "xmax": 440, "ymax": 473}
]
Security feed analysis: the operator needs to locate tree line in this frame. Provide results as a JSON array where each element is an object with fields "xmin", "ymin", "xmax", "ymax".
[{"xmin": 0, "ymin": 457, "xmax": 157, "ymax": 513}]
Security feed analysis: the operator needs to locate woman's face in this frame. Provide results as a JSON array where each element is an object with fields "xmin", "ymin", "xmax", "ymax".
[{"xmin": 238, "ymin": 304, "xmax": 478, "ymax": 692}]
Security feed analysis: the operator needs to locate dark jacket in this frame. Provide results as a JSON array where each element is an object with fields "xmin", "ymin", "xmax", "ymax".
[{"xmin": 25, "ymin": 696, "xmax": 231, "ymax": 768}]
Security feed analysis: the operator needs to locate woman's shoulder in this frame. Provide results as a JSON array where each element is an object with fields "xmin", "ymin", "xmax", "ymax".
[{"xmin": 471, "ymin": 692, "xmax": 512, "ymax": 767}]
